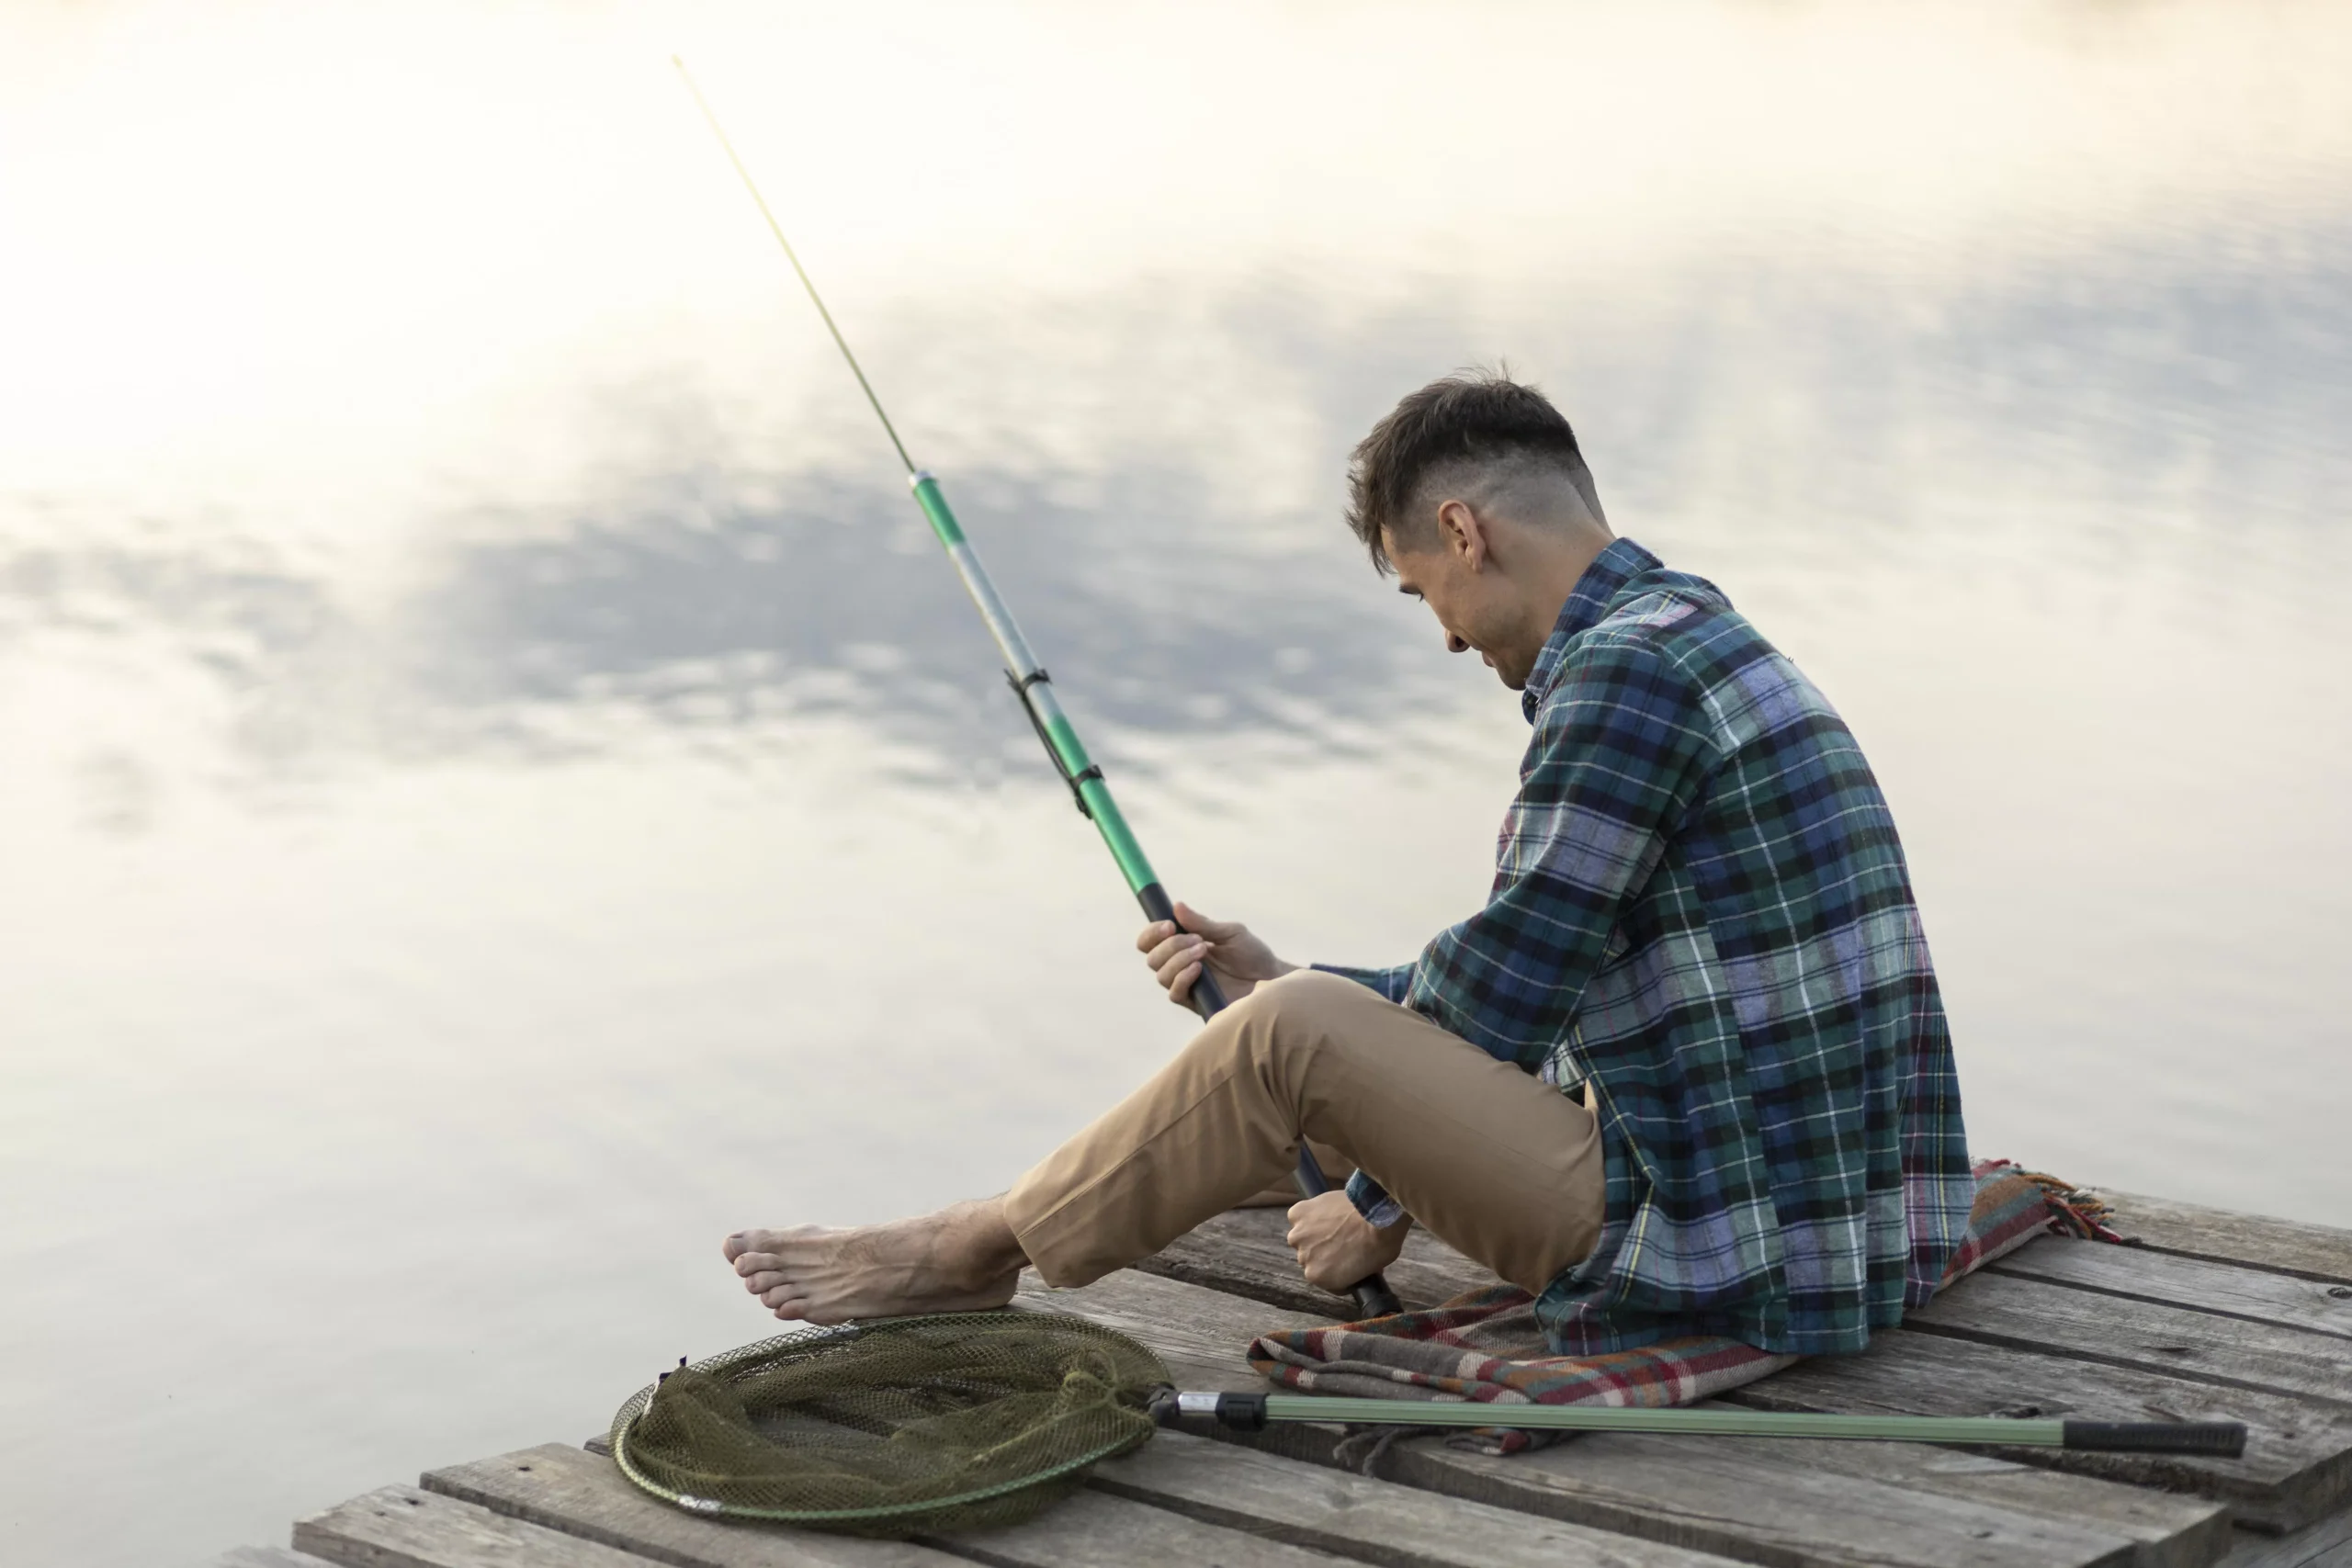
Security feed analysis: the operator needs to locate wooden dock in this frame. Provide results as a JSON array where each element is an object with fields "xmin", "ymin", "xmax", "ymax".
[{"xmin": 209, "ymin": 1189, "xmax": 2352, "ymax": 1568}]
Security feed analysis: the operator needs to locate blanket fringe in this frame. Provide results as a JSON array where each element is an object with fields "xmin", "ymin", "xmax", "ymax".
[
  {"xmin": 2005, "ymin": 1166, "xmax": 2132, "ymax": 1244},
  {"xmin": 1333, "ymin": 1424, "xmax": 1423, "ymax": 1475}
]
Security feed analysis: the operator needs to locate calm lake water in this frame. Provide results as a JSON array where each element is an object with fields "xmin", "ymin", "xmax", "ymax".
[{"xmin": 5, "ymin": 3, "xmax": 2348, "ymax": 1562}]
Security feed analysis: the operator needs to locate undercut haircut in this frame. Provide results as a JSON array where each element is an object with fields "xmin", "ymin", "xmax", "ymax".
[{"xmin": 1345, "ymin": 369, "xmax": 1600, "ymax": 574}]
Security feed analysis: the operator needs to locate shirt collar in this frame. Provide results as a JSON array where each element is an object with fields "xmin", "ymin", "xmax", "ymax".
[{"xmin": 1521, "ymin": 536, "xmax": 1664, "ymax": 721}]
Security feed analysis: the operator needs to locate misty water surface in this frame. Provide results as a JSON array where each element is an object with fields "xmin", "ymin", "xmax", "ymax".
[{"xmin": 3, "ymin": 5, "xmax": 2347, "ymax": 1562}]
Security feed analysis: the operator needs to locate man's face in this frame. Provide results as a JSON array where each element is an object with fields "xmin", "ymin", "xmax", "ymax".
[{"xmin": 1385, "ymin": 524, "xmax": 1540, "ymax": 691}]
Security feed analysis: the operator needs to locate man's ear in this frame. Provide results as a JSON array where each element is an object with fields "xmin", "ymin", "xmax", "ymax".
[{"xmin": 1436, "ymin": 499, "xmax": 1487, "ymax": 570}]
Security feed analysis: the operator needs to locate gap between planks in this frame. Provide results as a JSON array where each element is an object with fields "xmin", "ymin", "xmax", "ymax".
[
  {"xmin": 2214, "ymin": 1502, "xmax": 2352, "ymax": 1568},
  {"xmin": 2087, "ymin": 1194, "xmax": 2352, "ymax": 1289}
]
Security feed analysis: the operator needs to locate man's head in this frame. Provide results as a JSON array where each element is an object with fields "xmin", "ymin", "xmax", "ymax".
[{"xmin": 1345, "ymin": 371, "xmax": 1613, "ymax": 691}]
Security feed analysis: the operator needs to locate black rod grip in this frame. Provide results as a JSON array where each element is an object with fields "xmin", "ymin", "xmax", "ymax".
[
  {"xmin": 1134, "ymin": 880, "xmax": 1404, "ymax": 1322},
  {"xmin": 1288, "ymin": 1152, "xmax": 1406, "ymax": 1319},
  {"xmin": 1216, "ymin": 1392, "xmax": 1270, "ymax": 1431},
  {"xmin": 2062, "ymin": 1420, "xmax": 2247, "ymax": 1456},
  {"xmin": 1189, "ymin": 964, "xmax": 1233, "ymax": 1017}
]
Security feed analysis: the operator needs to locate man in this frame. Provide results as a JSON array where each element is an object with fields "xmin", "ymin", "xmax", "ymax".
[{"xmin": 726, "ymin": 372, "xmax": 1973, "ymax": 1358}]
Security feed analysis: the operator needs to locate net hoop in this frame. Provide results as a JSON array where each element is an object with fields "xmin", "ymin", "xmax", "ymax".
[{"xmin": 606, "ymin": 1312, "xmax": 1168, "ymax": 1528}]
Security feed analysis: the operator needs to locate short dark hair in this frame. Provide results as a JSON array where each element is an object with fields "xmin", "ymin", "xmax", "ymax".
[{"xmin": 1344, "ymin": 370, "xmax": 1597, "ymax": 573}]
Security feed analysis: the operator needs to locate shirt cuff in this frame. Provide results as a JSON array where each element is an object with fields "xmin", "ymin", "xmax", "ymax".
[
  {"xmin": 1344, "ymin": 1168, "xmax": 1408, "ymax": 1229},
  {"xmin": 1310, "ymin": 962, "xmax": 1413, "ymax": 1006}
]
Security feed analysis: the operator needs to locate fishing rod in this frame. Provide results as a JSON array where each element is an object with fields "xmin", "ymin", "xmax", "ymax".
[
  {"xmin": 673, "ymin": 58, "xmax": 1403, "ymax": 1322},
  {"xmin": 1156, "ymin": 1390, "xmax": 2248, "ymax": 1453}
]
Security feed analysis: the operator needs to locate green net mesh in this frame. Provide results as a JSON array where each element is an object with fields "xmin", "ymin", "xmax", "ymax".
[{"xmin": 607, "ymin": 1312, "xmax": 1172, "ymax": 1536}]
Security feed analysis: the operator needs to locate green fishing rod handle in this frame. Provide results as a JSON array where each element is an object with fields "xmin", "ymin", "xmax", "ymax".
[
  {"xmin": 910, "ymin": 470, "xmax": 1161, "ymax": 894},
  {"xmin": 908, "ymin": 470, "xmax": 967, "ymax": 548}
]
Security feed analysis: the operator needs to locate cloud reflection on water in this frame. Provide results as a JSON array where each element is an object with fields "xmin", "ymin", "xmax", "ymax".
[
  {"xmin": 406, "ymin": 464, "xmax": 1437, "ymax": 770},
  {"xmin": 6, "ymin": 204, "xmax": 2346, "ymax": 810},
  {"xmin": 0, "ymin": 466, "xmax": 1446, "ymax": 806}
]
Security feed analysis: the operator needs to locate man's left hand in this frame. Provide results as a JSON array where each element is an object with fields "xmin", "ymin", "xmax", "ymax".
[{"xmin": 1286, "ymin": 1190, "xmax": 1410, "ymax": 1292}]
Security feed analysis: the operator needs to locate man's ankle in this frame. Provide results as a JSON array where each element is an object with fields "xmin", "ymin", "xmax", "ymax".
[{"xmin": 943, "ymin": 1199, "xmax": 1029, "ymax": 1288}]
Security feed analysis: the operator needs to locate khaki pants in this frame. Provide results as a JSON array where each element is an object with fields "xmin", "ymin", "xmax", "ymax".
[{"xmin": 1003, "ymin": 968, "xmax": 1605, "ymax": 1294}]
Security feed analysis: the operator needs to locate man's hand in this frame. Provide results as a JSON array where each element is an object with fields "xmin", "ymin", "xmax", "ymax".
[
  {"xmin": 1136, "ymin": 901, "xmax": 1297, "ymax": 1010},
  {"xmin": 1285, "ymin": 1190, "xmax": 1410, "ymax": 1293}
]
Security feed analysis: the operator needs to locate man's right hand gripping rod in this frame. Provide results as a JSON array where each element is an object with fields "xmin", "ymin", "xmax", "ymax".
[{"xmin": 1136, "ymin": 886, "xmax": 1405, "ymax": 1321}]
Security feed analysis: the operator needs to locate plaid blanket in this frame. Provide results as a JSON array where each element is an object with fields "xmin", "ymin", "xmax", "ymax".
[{"xmin": 1247, "ymin": 1160, "xmax": 2120, "ymax": 1456}]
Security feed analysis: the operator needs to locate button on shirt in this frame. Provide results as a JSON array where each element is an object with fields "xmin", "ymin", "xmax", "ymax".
[{"xmin": 1320, "ymin": 538, "xmax": 1973, "ymax": 1357}]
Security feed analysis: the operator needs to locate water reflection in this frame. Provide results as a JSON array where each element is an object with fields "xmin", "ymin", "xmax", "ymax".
[
  {"xmin": 9, "ymin": 194, "xmax": 2346, "ymax": 800},
  {"xmin": 5, "ymin": 7, "xmax": 2351, "ymax": 1568},
  {"xmin": 411, "ymin": 464, "xmax": 1438, "ymax": 767},
  {"xmin": 0, "ymin": 468, "xmax": 1443, "ymax": 805}
]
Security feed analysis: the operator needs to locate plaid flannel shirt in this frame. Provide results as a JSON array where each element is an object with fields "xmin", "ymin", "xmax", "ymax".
[{"xmin": 1318, "ymin": 538, "xmax": 1972, "ymax": 1357}]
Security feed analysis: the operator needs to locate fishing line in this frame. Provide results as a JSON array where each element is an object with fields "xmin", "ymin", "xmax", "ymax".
[{"xmin": 673, "ymin": 57, "xmax": 915, "ymax": 475}]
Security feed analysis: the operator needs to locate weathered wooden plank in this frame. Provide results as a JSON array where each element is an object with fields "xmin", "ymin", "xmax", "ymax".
[
  {"xmin": 933, "ymin": 1487, "xmax": 1371, "ymax": 1568},
  {"xmin": 2096, "ymin": 1194, "xmax": 2352, "ymax": 1287},
  {"xmin": 201, "ymin": 1549, "xmax": 342, "ymax": 1568},
  {"xmin": 1726, "ymin": 1322, "xmax": 2352, "ymax": 1533},
  {"xmin": 1909, "ymin": 1267, "xmax": 2352, "ymax": 1408},
  {"xmin": 1022, "ymin": 1269, "xmax": 2195, "ymax": 1568},
  {"xmin": 1993, "ymin": 1241, "xmax": 2352, "ymax": 1342},
  {"xmin": 1277, "ymin": 1418, "xmax": 2148, "ymax": 1568},
  {"xmin": 429, "ymin": 1439, "xmax": 1379, "ymax": 1568},
  {"xmin": 1136, "ymin": 1207, "xmax": 1494, "ymax": 1316},
  {"xmin": 1092, "ymin": 1426, "xmax": 1745, "ymax": 1567},
  {"xmin": 2215, "ymin": 1503, "xmax": 2352, "ymax": 1568},
  {"xmin": 1019, "ymin": 1268, "xmax": 1328, "ymax": 1391},
  {"xmin": 292, "ymin": 1483, "xmax": 668, "ymax": 1568},
  {"xmin": 1713, "ymin": 1438, "xmax": 2233, "ymax": 1568},
  {"xmin": 423, "ymin": 1444, "xmax": 963, "ymax": 1566}
]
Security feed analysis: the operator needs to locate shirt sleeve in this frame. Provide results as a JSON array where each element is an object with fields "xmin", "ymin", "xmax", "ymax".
[
  {"xmin": 1344, "ymin": 1168, "xmax": 1409, "ymax": 1228},
  {"xmin": 1308, "ymin": 962, "xmax": 1413, "ymax": 1004},
  {"xmin": 1401, "ymin": 636, "xmax": 1717, "ymax": 1071}
]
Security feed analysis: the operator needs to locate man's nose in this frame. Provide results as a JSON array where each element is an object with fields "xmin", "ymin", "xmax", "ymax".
[{"xmin": 1446, "ymin": 633, "xmax": 1470, "ymax": 654}]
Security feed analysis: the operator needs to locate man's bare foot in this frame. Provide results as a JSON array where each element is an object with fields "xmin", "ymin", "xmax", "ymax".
[{"xmin": 722, "ymin": 1199, "xmax": 1028, "ymax": 1325}]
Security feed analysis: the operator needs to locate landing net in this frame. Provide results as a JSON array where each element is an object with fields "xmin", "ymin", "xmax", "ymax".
[{"xmin": 607, "ymin": 1312, "xmax": 1170, "ymax": 1536}]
